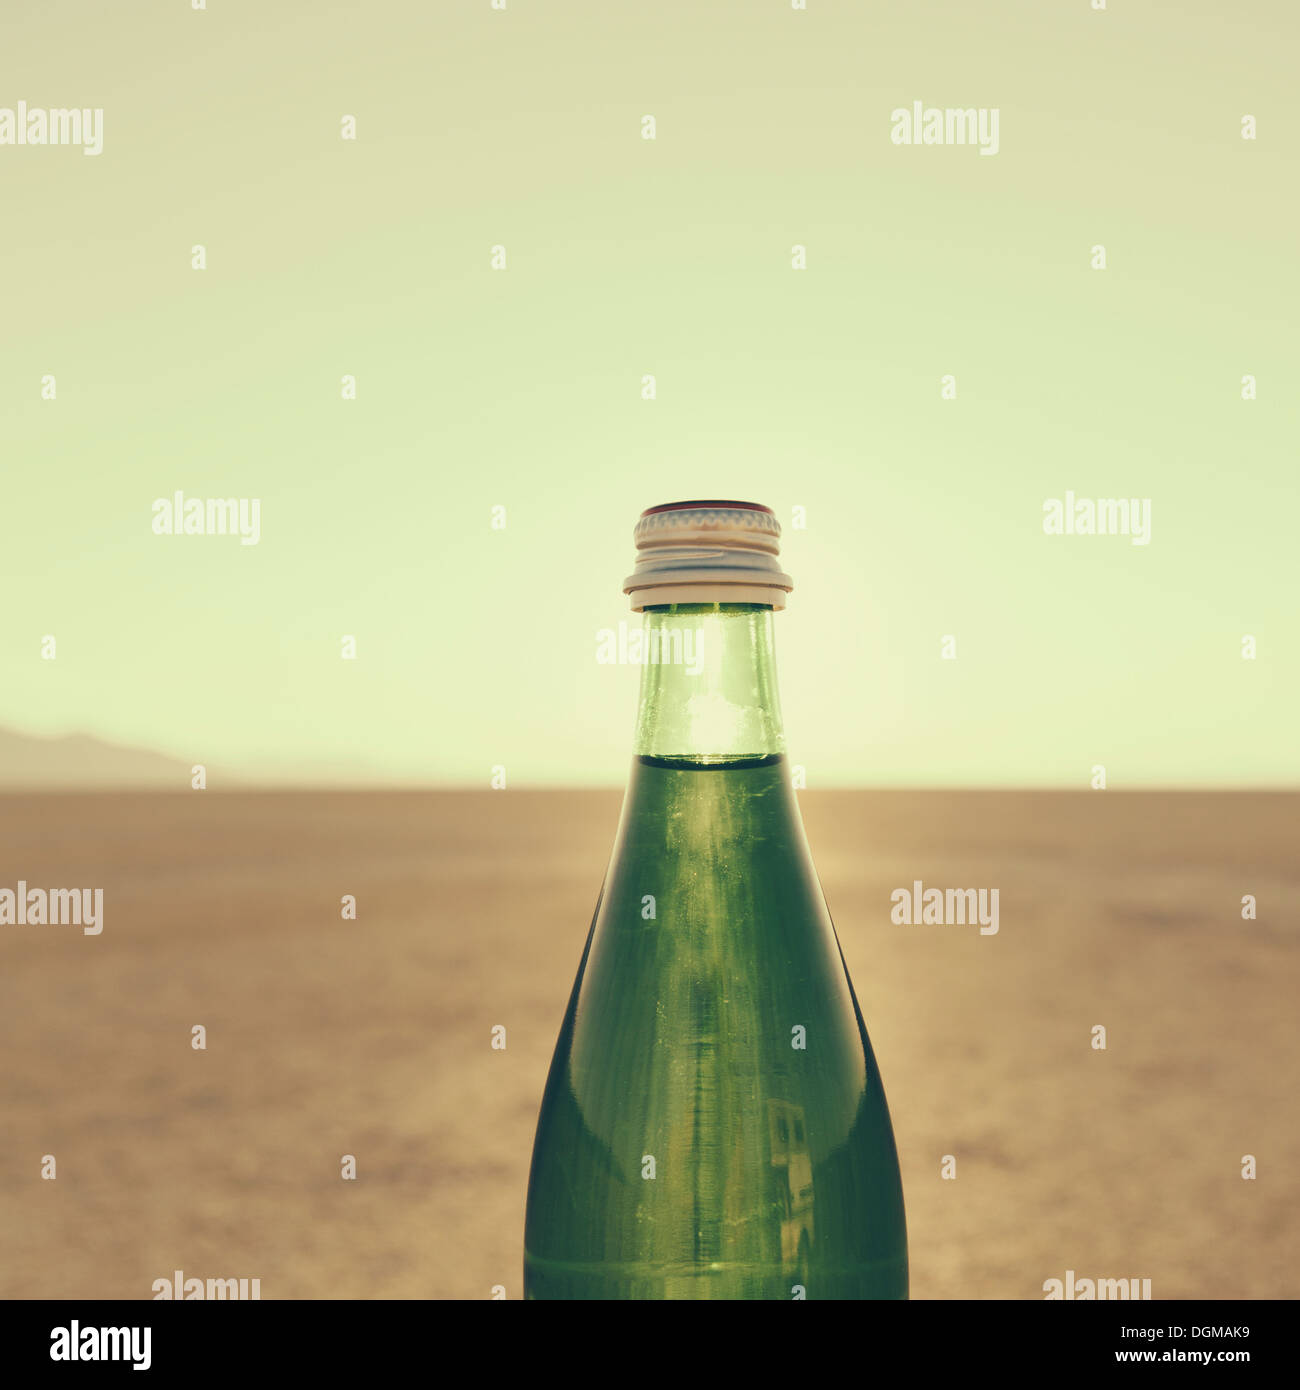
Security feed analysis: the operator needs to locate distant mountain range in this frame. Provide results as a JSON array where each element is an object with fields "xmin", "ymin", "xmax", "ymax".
[
  {"xmin": 0, "ymin": 728, "xmax": 193, "ymax": 789},
  {"xmin": 0, "ymin": 728, "xmax": 397, "ymax": 790}
]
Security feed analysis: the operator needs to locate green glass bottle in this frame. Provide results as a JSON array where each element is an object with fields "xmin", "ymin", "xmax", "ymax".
[{"xmin": 524, "ymin": 501, "xmax": 907, "ymax": 1299}]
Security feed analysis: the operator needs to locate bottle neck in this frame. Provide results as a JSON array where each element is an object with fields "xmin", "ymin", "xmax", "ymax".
[{"xmin": 633, "ymin": 603, "xmax": 786, "ymax": 763}]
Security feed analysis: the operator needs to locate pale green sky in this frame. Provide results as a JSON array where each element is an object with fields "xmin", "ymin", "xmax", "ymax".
[{"xmin": 0, "ymin": 0, "xmax": 1295, "ymax": 787}]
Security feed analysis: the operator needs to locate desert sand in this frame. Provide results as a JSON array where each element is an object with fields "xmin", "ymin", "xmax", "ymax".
[{"xmin": 0, "ymin": 789, "xmax": 1294, "ymax": 1299}]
